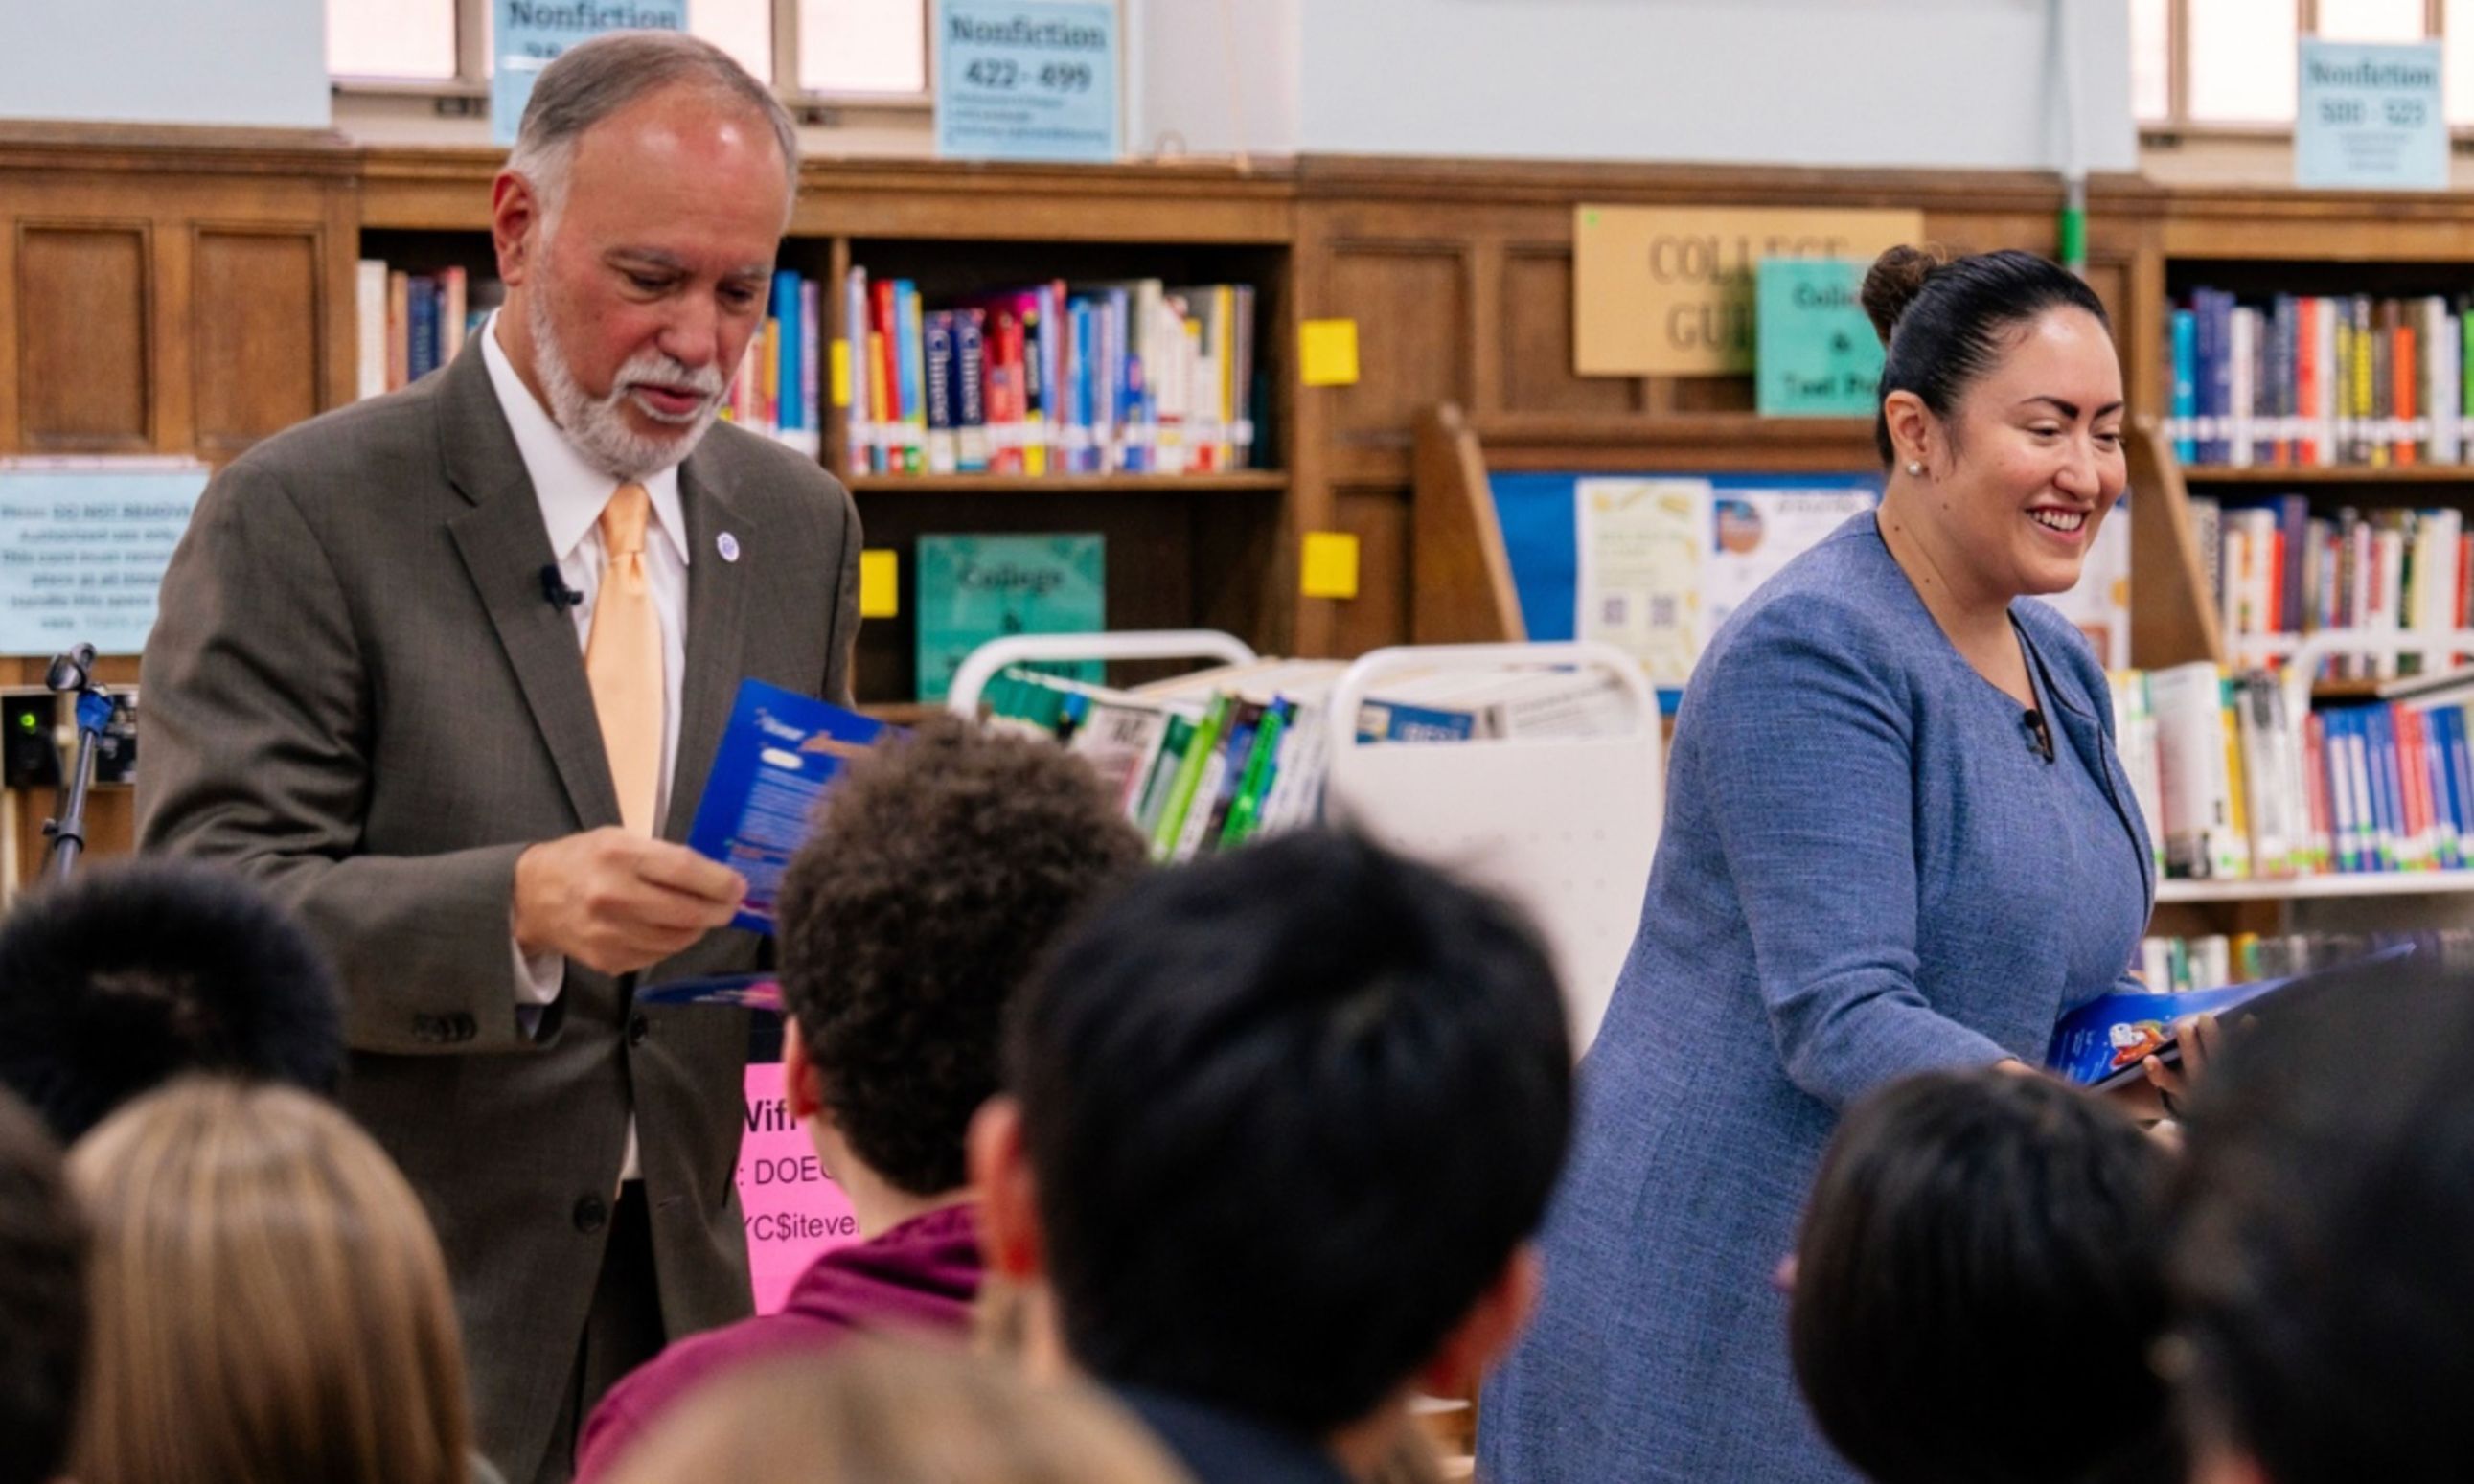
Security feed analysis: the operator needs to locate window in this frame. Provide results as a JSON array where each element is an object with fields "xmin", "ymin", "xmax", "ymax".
[
  {"xmin": 326, "ymin": 0, "xmax": 938, "ymax": 98},
  {"xmin": 2137, "ymin": 0, "xmax": 2474, "ymax": 132}
]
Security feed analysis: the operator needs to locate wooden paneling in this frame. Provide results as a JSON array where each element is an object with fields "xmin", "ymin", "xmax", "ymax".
[
  {"xmin": 1327, "ymin": 244, "xmax": 1470, "ymax": 455},
  {"xmin": 1504, "ymin": 246, "xmax": 1637, "ymax": 415},
  {"xmin": 192, "ymin": 228, "xmax": 323, "ymax": 454},
  {"xmin": 16, "ymin": 223, "xmax": 149, "ymax": 449},
  {"xmin": 1332, "ymin": 484, "xmax": 1412, "ymax": 656}
]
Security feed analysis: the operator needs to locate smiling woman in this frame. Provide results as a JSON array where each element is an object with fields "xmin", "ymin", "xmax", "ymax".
[{"xmin": 1477, "ymin": 243, "xmax": 2160, "ymax": 1484}]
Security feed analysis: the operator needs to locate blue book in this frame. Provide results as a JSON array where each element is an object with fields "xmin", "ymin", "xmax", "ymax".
[
  {"xmin": 2368, "ymin": 706, "xmax": 2405, "ymax": 870},
  {"xmin": 954, "ymin": 307, "xmax": 989, "ymax": 472},
  {"xmin": 922, "ymin": 309, "xmax": 956, "ymax": 474},
  {"xmin": 771, "ymin": 270, "xmax": 804, "ymax": 433},
  {"xmin": 1067, "ymin": 298, "xmax": 1096, "ymax": 473},
  {"xmin": 1357, "ymin": 702, "xmax": 1478, "ymax": 743},
  {"xmin": 686, "ymin": 679, "xmax": 891, "ymax": 932},
  {"xmin": 894, "ymin": 280, "xmax": 928, "ymax": 474},
  {"xmin": 2209, "ymin": 289, "xmax": 2237, "ymax": 465},
  {"xmin": 2446, "ymin": 704, "xmax": 2474, "ymax": 868},
  {"xmin": 2428, "ymin": 706, "xmax": 2464, "ymax": 869},
  {"xmin": 407, "ymin": 278, "xmax": 440, "ymax": 381},
  {"xmin": 2171, "ymin": 309, "xmax": 2199, "ymax": 462}
]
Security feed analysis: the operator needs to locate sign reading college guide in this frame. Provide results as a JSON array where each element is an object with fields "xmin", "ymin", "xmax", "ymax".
[
  {"xmin": 0, "ymin": 461, "xmax": 207, "ymax": 656},
  {"xmin": 2297, "ymin": 39, "xmax": 2446, "ymax": 191},
  {"xmin": 935, "ymin": 0, "xmax": 1120, "ymax": 163},
  {"xmin": 1573, "ymin": 206, "xmax": 1923, "ymax": 377},
  {"xmin": 493, "ymin": 0, "xmax": 688, "ymax": 147}
]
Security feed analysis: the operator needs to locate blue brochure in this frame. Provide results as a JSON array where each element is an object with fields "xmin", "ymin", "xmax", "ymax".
[
  {"xmin": 2046, "ymin": 941, "xmax": 2421, "ymax": 1087},
  {"xmin": 687, "ymin": 679, "xmax": 891, "ymax": 933}
]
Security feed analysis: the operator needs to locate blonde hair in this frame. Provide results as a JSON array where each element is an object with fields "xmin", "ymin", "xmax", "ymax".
[
  {"xmin": 67, "ymin": 1079, "xmax": 472, "ymax": 1484},
  {"xmin": 607, "ymin": 1339, "xmax": 1194, "ymax": 1484}
]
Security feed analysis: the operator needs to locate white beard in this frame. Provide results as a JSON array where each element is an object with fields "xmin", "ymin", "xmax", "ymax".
[{"xmin": 529, "ymin": 286, "xmax": 726, "ymax": 481}]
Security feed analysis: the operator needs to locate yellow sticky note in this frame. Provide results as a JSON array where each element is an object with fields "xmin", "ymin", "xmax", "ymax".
[
  {"xmin": 829, "ymin": 340, "xmax": 853, "ymax": 409},
  {"xmin": 1299, "ymin": 319, "xmax": 1361, "ymax": 387},
  {"xmin": 1299, "ymin": 532, "xmax": 1360, "ymax": 600},
  {"xmin": 859, "ymin": 549, "xmax": 899, "ymax": 619}
]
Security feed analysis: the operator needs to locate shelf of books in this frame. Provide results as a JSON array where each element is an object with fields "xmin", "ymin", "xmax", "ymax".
[{"xmin": 348, "ymin": 221, "xmax": 1294, "ymax": 710}]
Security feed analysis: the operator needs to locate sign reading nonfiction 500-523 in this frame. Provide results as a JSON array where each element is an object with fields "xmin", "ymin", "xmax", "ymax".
[{"xmin": 1573, "ymin": 205, "xmax": 1923, "ymax": 377}]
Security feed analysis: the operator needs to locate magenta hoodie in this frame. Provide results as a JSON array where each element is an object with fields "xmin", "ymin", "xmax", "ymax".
[{"xmin": 573, "ymin": 1202, "xmax": 983, "ymax": 1481}]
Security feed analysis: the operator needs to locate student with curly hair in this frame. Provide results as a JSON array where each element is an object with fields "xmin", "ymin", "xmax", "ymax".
[
  {"xmin": 575, "ymin": 717, "xmax": 1149, "ymax": 1481},
  {"xmin": 0, "ymin": 859, "xmax": 341, "ymax": 1143}
]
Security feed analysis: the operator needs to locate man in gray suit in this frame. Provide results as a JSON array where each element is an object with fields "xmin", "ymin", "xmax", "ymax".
[{"xmin": 138, "ymin": 34, "xmax": 858, "ymax": 1484}]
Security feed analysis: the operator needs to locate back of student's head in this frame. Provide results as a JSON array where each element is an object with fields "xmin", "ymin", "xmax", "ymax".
[
  {"xmin": 1790, "ymin": 1067, "xmax": 2178, "ymax": 1484},
  {"xmin": 606, "ymin": 1340, "xmax": 1193, "ymax": 1484},
  {"xmin": 775, "ymin": 715, "xmax": 1147, "ymax": 1197},
  {"xmin": 2167, "ymin": 961, "xmax": 2474, "ymax": 1484},
  {"xmin": 0, "ymin": 1088, "xmax": 82, "ymax": 1484},
  {"xmin": 1005, "ymin": 829, "xmax": 1572, "ymax": 1434},
  {"xmin": 0, "ymin": 859, "xmax": 342, "ymax": 1141},
  {"xmin": 68, "ymin": 1078, "xmax": 471, "ymax": 1484}
]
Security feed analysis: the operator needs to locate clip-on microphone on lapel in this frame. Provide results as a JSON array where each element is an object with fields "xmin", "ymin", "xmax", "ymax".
[{"xmin": 539, "ymin": 564, "xmax": 586, "ymax": 612}]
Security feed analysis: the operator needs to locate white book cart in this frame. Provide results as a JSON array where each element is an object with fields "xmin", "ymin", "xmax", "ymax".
[{"xmin": 948, "ymin": 631, "xmax": 1665, "ymax": 1053}]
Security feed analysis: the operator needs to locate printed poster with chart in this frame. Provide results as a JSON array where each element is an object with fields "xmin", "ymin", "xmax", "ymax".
[{"xmin": 1574, "ymin": 479, "xmax": 1707, "ymax": 688}]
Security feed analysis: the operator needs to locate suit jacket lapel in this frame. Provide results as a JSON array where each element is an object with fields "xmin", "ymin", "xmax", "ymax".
[
  {"xmin": 662, "ymin": 456, "xmax": 750, "ymax": 843},
  {"xmin": 437, "ymin": 347, "xmax": 622, "ymax": 832}
]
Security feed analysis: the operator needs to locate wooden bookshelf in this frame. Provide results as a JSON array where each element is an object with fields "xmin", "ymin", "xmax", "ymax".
[
  {"xmin": 2182, "ymin": 466, "xmax": 2474, "ymax": 484},
  {"xmin": 847, "ymin": 471, "xmax": 1288, "ymax": 495}
]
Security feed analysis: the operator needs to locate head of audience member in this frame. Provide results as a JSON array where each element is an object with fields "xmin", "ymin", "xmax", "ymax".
[
  {"xmin": 68, "ymin": 1079, "xmax": 473, "ymax": 1484},
  {"xmin": 493, "ymin": 31, "xmax": 798, "ymax": 480},
  {"xmin": 0, "ymin": 858, "xmax": 342, "ymax": 1143},
  {"xmin": 773, "ymin": 716, "xmax": 1147, "ymax": 1236},
  {"xmin": 970, "ymin": 830, "xmax": 1572, "ymax": 1470},
  {"xmin": 0, "ymin": 1089, "xmax": 82, "ymax": 1484},
  {"xmin": 2166, "ymin": 961, "xmax": 2474, "ymax": 1484},
  {"xmin": 1789, "ymin": 1067, "xmax": 2180, "ymax": 1484},
  {"xmin": 607, "ymin": 1340, "xmax": 1194, "ymax": 1484},
  {"xmin": 1863, "ymin": 243, "xmax": 2125, "ymax": 607}
]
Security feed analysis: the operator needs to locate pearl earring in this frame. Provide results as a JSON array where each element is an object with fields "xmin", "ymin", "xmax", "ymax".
[{"xmin": 1905, "ymin": 461, "xmax": 1925, "ymax": 476}]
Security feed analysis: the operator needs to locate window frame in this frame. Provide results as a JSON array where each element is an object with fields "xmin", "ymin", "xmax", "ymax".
[
  {"xmin": 2140, "ymin": 0, "xmax": 2474, "ymax": 141},
  {"xmin": 327, "ymin": 0, "xmax": 939, "ymax": 117}
]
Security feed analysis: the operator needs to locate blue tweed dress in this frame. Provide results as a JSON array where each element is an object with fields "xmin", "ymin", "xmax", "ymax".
[{"xmin": 1478, "ymin": 512, "xmax": 2153, "ymax": 1484}]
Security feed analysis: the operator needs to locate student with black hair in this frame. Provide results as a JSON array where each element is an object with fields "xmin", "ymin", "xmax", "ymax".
[
  {"xmin": 0, "ymin": 858, "xmax": 342, "ymax": 1142},
  {"xmin": 2167, "ymin": 960, "xmax": 2474, "ymax": 1484},
  {"xmin": 1482, "ymin": 245, "xmax": 2157, "ymax": 1483},
  {"xmin": 969, "ymin": 830, "xmax": 1571, "ymax": 1484},
  {"xmin": 1789, "ymin": 1068, "xmax": 2180, "ymax": 1484},
  {"xmin": 574, "ymin": 717, "xmax": 1149, "ymax": 1481},
  {"xmin": 0, "ymin": 1087, "xmax": 82, "ymax": 1484}
]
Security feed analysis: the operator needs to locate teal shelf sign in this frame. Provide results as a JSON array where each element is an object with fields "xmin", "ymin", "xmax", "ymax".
[
  {"xmin": 2297, "ymin": 39, "xmax": 2445, "ymax": 191},
  {"xmin": 935, "ymin": 0, "xmax": 1120, "ymax": 163},
  {"xmin": 493, "ymin": 0, "xmax": 690, "ymax": 148},
  {"xmin": 1755, "ymin": 259, "xmax": 1882, "ymax": 418}
]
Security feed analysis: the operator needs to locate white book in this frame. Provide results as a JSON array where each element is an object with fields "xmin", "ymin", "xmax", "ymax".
[
  {"xmin": 2149, "ymin": 662, "xmax": 2246, "ymax": 879},
  {"xmin": 355, "ymin": 260, "xmax": 389, "ymax": 401}
]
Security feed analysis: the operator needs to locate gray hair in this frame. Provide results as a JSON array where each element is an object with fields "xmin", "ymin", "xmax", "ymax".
[{"xmin": 506, "ymin": 31, "xmax": 799, "ymax": 222}]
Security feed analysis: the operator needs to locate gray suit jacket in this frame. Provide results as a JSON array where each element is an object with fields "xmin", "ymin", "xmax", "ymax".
[{"xmin": 138, "ymin": 344, "xmax": 861, "ymax": 1483}]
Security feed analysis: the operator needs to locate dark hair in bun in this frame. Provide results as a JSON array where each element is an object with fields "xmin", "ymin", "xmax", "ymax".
[{"xmin": 1862, "ymin": 245, "xmax": 2111, "ymax": 467}]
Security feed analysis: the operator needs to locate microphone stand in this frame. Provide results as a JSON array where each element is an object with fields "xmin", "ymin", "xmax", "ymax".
[{"xmin": 40, "ymin": 642, "xmax": 111, "ymax": 884}]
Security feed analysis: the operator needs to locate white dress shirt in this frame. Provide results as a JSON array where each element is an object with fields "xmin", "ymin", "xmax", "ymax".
[{"xmin": 482, "ymin": 311, "xmax": 693, "ymax": 1183}]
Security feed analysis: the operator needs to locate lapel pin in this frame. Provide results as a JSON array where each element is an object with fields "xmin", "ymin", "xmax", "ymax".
[{"xmin": 717, "ymin": 532, "xmax": 740, "ymax": 563}]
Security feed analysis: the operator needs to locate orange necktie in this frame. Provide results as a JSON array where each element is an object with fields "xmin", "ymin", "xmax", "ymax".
[{"xmin": 584, "ymin": 482, "xmax": 663, "ymax": 835}]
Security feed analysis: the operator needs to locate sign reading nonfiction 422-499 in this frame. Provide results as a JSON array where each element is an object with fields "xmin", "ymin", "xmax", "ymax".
[{"xmin": 935, "ymin": 0, "xmax": 1120, "ymax": 163}]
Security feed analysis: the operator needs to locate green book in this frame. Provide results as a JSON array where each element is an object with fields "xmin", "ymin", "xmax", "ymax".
[
  {"xmin": 915, "ymin": 534, "xmax": 1105, "ymax": 703},
  {"xmin": 1133, "ymin": 715, "xmax": 1196, "ymax": 835},
  {"xmin": 1219, "ymin": 698, "xmax": 1292, "ymax": 848},
  {"xmin": 1151, "ymin": 693, "xmax": 1229, "ymax": 861}
]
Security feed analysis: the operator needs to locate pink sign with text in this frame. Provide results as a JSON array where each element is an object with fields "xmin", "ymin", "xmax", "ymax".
[{"xmin": 739, "ymin": 1061, "xmax": 862, "ymax": 1313}]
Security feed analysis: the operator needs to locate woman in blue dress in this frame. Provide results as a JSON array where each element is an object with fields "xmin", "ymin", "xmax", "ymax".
[{"xmin": 1478, "ymin": 246, "xmax": 2156, "ymax": 1483}]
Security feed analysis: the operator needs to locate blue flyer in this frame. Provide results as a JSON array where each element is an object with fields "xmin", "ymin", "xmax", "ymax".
[
  {"xmin": 935, "ymin": 0, "xmax": 1121, "ymax": 163},
  {"xmin": 687, "ymin": 679, "xmax": 890, "ymax": 932}
]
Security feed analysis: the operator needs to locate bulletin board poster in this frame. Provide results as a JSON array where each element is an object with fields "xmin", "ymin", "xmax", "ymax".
[
  {"xmin": 493, "ymin": 0, "xmax": 689, "ymax": 148},
  {"xmin": 2296, "ymin": 39, "xmax": 2446, "ymax": 192},
  {"xmin": 0, "ymin": 460, "xmax": 207, "ymax": 657},
  {"xmin": 1489, "ymin": 472, "xmax": 1882, "ymax": 706},
  {"xmin": 935, "ymin": 0, "xmax": 1120, "ymax": 163},
  {"xmin": 739, "ymin": 1060, "xmax": 863, "ymax": 1314}
]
